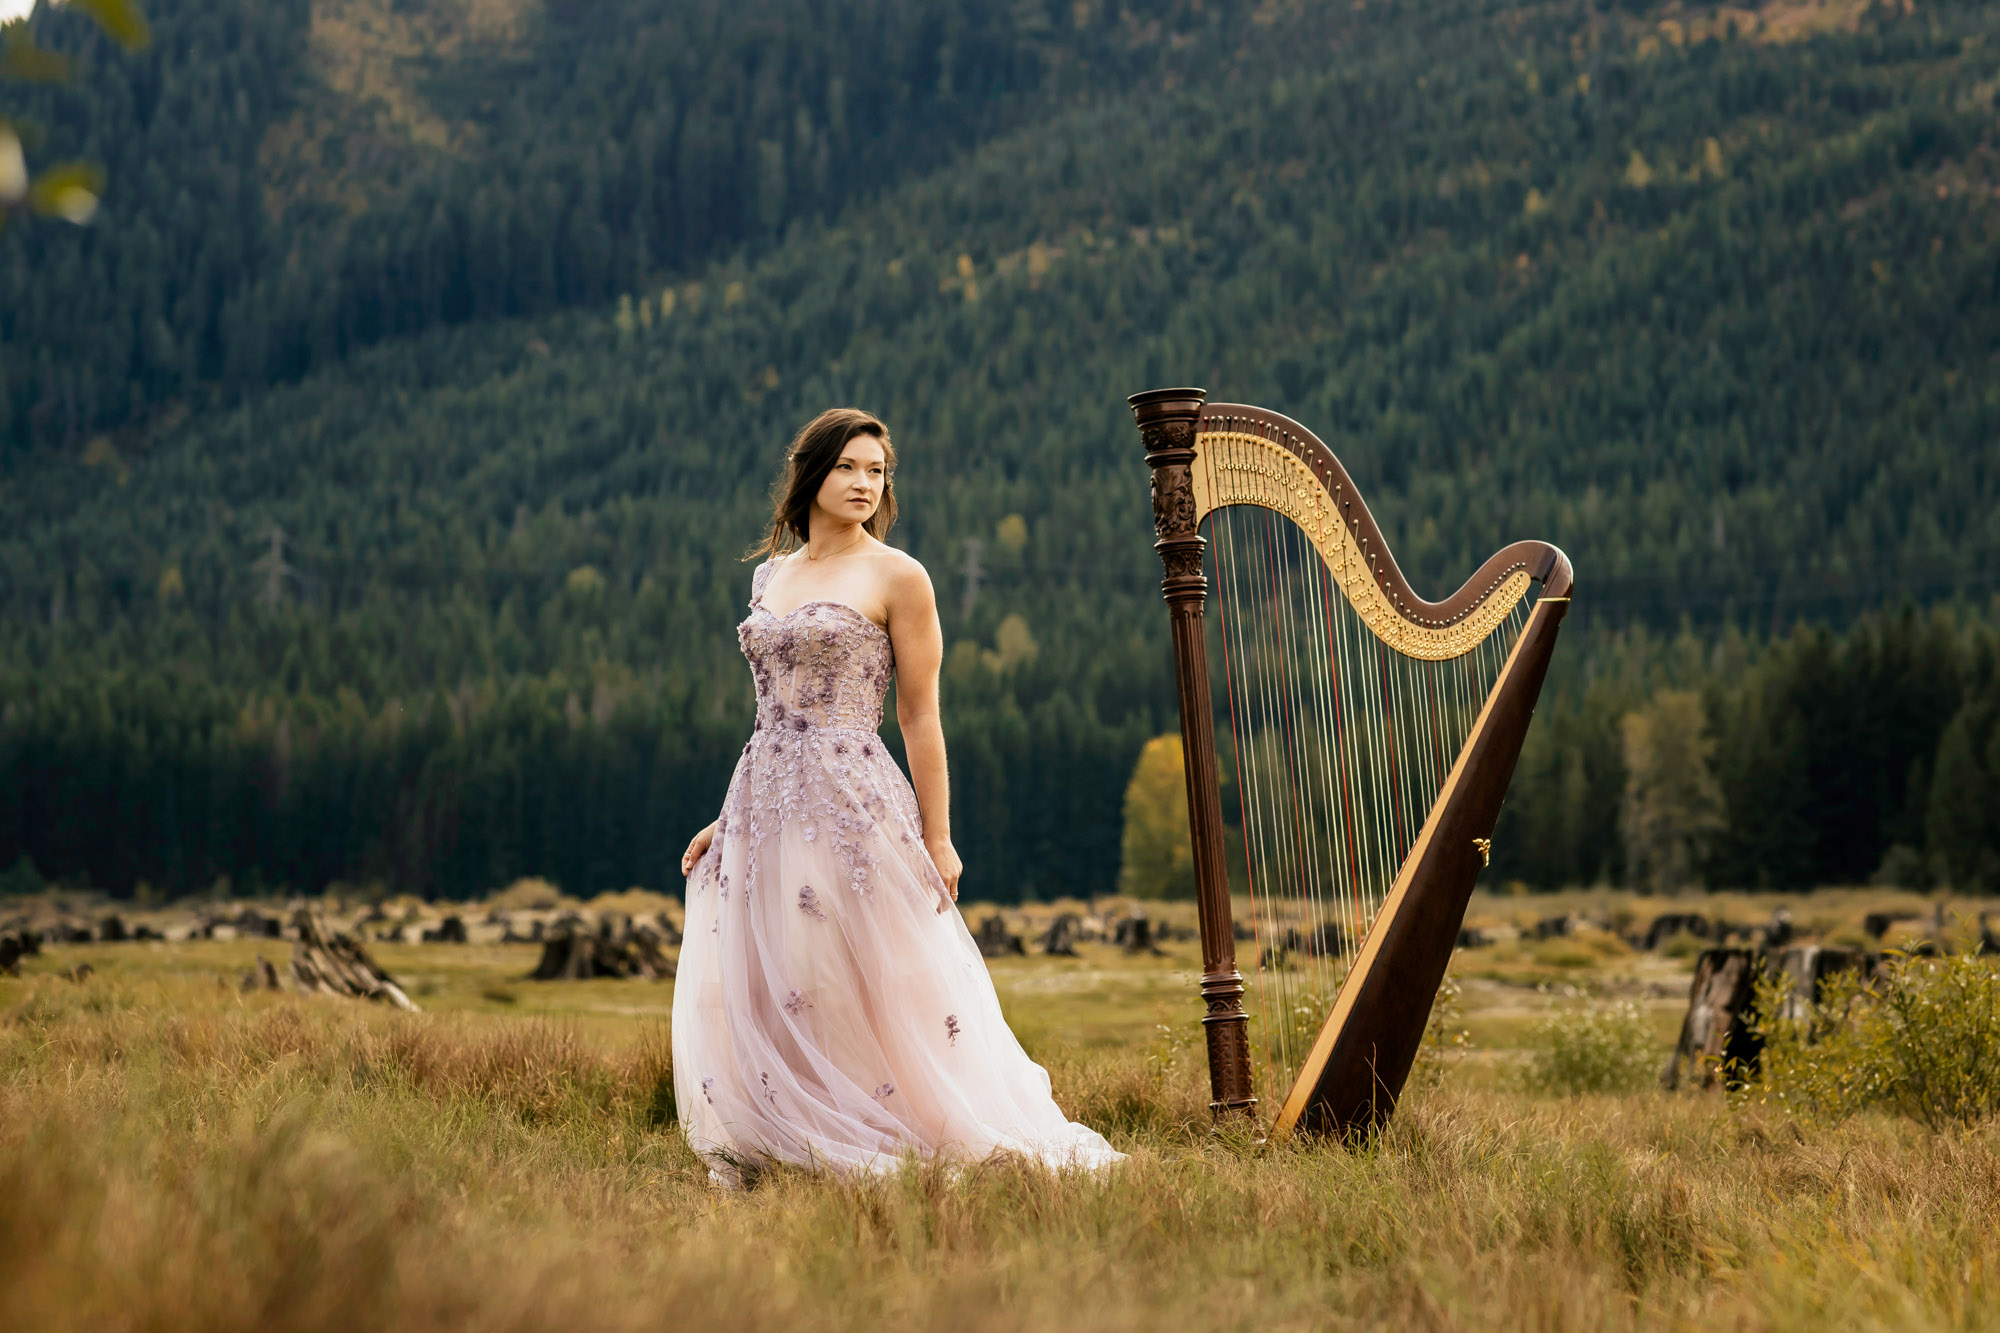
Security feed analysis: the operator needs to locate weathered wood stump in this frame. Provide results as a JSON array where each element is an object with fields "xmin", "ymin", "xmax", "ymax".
[
  {"xmin": 528, "ymin": 917, "xmax": 675, "ymax": 980},
  {"xmin": 1115, "ymin": 914, "xmax": 1162, "ymax": 956},
  {"xmin": 1864, "ymin": 910, "xmax": 1922, "ymax": 941},
  {"xmin": 972, "ymin": 914, "xmax": 1025, "ymax": 958},
  {"xmin": 1661, "ymin": 949, "xmax": 1760, "ymax": 1090},
  {"xmin": 1040, "ymin": 913, "xmax": 1081, "ymax": 956},
  {"xmin": 500, "ymin": 916, "xmax": 546, "ymax": 943},
  {"xmin": 1642, "ymin": 912, "xmax": 1715, "ymax": 951},
  {"xmin": 235, "ymin": 908, "xmax": 285, "ymax": 938},
  {"xmin": 241, "ymin": 955, "xmax": 282, "ymax": 992},
  {"xmin": 1533, "ymin": 914, "xmax": 1579, "ymax": 941},
  {"xmin": 422, "ymin": 915, "xmax": 468, "ymax": 944},
  {"xmin": 289, "ymin": 910, "xmax": 418, "ymax": 1010},
  {"xmin": 47, "ymin": 918, "xmax": 93, "ymax": 943},
  {"xmin": 1661, "ymin": 945, "xmax": 1878, "ymax": 1090}
]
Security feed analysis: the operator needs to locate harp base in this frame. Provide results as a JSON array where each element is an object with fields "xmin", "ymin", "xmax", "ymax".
[{"xmin": 1200, "ymin": 968, "xmax": 1258, "ymax": 1119}]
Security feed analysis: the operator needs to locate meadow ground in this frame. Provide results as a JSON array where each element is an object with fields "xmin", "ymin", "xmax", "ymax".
[{"xmin": 4, "ymin": 889, "xmax": 1999, "ymax": 1332}]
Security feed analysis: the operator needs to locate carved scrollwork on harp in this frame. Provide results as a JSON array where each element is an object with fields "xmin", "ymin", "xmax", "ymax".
[
  {"xmin": 1149, "ymin": 462, "xmax": 1200, "ymax": 541},
  {"xmin": 1193, "ymin": 429, "xmax": 1533, "ymax": 660}
]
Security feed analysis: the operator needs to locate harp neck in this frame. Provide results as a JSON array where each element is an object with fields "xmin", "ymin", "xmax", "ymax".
[{"xmin": 1194, "ymin": 404, "xmax": 1573, "ymax": 653}]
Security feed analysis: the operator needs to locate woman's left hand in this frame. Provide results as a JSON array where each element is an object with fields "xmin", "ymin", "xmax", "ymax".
[{"xmin": 925, "ymin": 835, "xmax": 962, "ymax": 912}]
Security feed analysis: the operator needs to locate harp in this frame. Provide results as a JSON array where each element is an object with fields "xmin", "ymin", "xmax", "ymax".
[{"xmin": 1129, "ymin": 389, "xmax": 1574, "ymax": 1139}]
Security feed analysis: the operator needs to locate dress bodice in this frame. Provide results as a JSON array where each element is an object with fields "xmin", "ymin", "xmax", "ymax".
[{"xmin": 738, "ymin": 561, "xmax": 896, "ymax": 733}]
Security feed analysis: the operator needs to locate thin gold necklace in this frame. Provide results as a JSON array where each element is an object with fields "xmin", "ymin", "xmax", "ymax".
[{"xmin": 805, "ymin": 529, "xmax": 865, "ymax": 562}]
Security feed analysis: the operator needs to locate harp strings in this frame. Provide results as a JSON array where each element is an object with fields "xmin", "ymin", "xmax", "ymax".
[{"xmin": 1202, "ymin": 435, "xmax": 1534, "ymax": 1102}]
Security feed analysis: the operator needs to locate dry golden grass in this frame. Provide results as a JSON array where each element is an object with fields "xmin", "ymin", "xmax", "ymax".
[{"xmin": 4, "ymin": 910, "xmax": 1999, "ymax": 1332}]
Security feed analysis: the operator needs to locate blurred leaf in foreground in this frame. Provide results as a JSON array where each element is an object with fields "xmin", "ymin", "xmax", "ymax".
[
  {"xmin": 1, "ymin": 29, "xmax": 73, "ymax": 82},
  {"xmin": 66, "ymin": 0, "xmax": 150, "ymax": 50},
  {"xmin": 0, "ymin": 124, "xmax": 24, "ymax": 208},
  {"xmin": 29, "ymin": 162, "xmax": 102, "ymax": 223}
]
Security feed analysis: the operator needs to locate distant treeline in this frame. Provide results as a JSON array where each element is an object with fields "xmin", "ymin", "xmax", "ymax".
[
  {"xmin": 0, "ymin": 646, "xmax": 1149, "ymax": 902},
  {"xmin": 1493, "ymin": 603, "xmax": 2000, "ymax": 894},
  {"xmin": 6, "ymin": 604, "xmax": 1998, "ymax": 901}
]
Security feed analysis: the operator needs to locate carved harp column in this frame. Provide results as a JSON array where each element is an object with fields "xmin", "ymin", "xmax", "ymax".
[{"xmin": 1131, "ymin": 386, "xmax": 1256, "ymax": 1118}]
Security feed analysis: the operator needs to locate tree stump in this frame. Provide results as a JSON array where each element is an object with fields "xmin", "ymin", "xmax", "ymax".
[
  {"xmin": 236, "ymin": 908, "xmax": 284, "ymax": 939},
  {"xmin": 1661, "ymin": 945, "xmax": 1877, "ymax": 1090},
  {"xmin": 1115, "ymin": 914, "xmax": 1162, "ymax": 956},
  {"xmin": 1642, "ymin": 912, "xmax": 1714, "ymax": 951},
  {"xmin": 1533, "ymin": 914, "xmax": 1579, "ymax": 941},
  {"xmin": 0, "ymin": 918, "xmax": 33, "ymax": 952},
  {"xmin": 289, "ymin": 910, "xmax": 418, "ymax": 1010},
  {"xmin": 528, "ymin": 916, "xmax": 675, "ymax": 980},
  {"xmin": 1863, "ymin": 910, "xmax": 1921, "ymax": 941},
  {"xmin": 500, "ymin": 916, "xmax": 546, "ymax": 943},
  {"xmin": 1661, "ymin": 948, "xmax": 1759, "ymax": 1090},
  {"xmin": 1040, "ymin": 913, "xmax": 1081, "ymax": 956},
  {"xmin": 628, "ymin": 924, "xmax": 677, "ymax": 978},
  {"xmin": 422, "ymin": 915, "xmax": 468, "ymax": 944},
  {"xmin": 972, "ymin": 914, "xmax": 1025, "ymax": 958},
  {"xmin": 241, "ymin": 955, "xmax": 282, "ymax": 991},
  {"xmin": 49, "ymin": 918, "xmax": 93, "ymax": 943},
  {"xmin": 1766, "ymin": 945, "xmax": 1877, "ymax": 1024}
]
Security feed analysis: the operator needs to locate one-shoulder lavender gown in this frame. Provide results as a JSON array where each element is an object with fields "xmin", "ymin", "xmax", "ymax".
[{"xmin": 672, "ymin": 560, "xmax": 1123, "ymax": 1181}]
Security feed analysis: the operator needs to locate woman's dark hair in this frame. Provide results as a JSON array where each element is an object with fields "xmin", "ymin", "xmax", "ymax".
[{"xmin": 748, "ymin": 407, "xmax": 897, "ymax": 560}]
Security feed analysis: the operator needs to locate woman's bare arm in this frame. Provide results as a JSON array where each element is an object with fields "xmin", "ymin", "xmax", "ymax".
[{"xmin": 884, "ymin": 555, "xmax": 961, "ymax": 907}]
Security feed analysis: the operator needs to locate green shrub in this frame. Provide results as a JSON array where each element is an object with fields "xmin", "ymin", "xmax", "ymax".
[
  {"xmin": 1661, "ymin": 931, "xmax": 1708, "ymax": 960},
  {"xmin": 1743, "ymin": 953, "xmax": 2000, "ymax": 1131},
  {"xmin": 1404, "ymin": 976, "xmax": 1473, "ymax": 1094},
  {"xmin": 1523, "ymin": 1000, "xmax": 1657, "ymax": 1096},
  {"xmin": 1532, "ymin": 940, "xmax": 1597, "ymax": 969}
]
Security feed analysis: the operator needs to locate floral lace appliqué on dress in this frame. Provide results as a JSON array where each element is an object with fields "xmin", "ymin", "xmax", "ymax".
[{"xmin": 672, "ymin": 558, "xmax": 1124, "ymax": 1184}]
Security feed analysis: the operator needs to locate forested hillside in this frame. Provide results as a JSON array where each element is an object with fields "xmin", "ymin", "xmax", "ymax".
[
  {"xmin": 4, "ymin": 0, "xmax": 1999, "ymax": 901},
  {"xmin": 3, "ymin": 0, "xmax": 1247, "ymax": 452}
]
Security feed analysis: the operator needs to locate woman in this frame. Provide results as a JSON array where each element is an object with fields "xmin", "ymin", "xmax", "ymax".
[{"xmin": 673, "ymin": 407, "xmax": 1123, "ymax": 1183}]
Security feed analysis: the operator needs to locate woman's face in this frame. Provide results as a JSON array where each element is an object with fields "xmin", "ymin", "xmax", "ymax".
[{"xmin": 813, "ymin": 433, "xmax": 887, "ymax": 526}]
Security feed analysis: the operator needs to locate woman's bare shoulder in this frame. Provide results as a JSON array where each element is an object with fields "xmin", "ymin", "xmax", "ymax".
[{"xmin": 873, "ymin": 545, "xmax": 932, "ymax": 592}]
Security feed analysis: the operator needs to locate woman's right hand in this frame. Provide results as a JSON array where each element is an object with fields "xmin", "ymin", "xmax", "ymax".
[{"xmin": 681, "ymin": 822, "xmax": 717, "ymax": 877}]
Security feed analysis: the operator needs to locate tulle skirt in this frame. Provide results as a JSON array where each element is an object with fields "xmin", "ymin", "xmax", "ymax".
[{"xmin": 672, "ymin": 725, "xmax": 1124, "ymax": 1182}]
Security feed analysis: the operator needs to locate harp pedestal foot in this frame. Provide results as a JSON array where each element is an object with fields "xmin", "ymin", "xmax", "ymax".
[{"xmin": 1201, "ymin": 969, "xmax": 1257, "ymax": 1120}]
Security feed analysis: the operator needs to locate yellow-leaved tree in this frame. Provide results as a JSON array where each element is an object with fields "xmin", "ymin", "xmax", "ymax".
[
  {"xmin": 1620, "ymin": 690, "xmax": 1724, "ymax": 895},
  {"xmin": 1119, "ymin": 734, "xmax": 1194, "ymax": 899}
]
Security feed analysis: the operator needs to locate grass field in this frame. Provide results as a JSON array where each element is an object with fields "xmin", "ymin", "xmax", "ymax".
[{"xmin": 4, "ymin": 891, "xmax": 1999, "ymax": 1332}]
